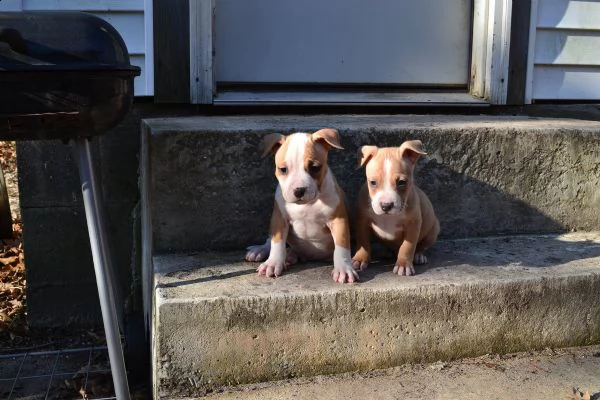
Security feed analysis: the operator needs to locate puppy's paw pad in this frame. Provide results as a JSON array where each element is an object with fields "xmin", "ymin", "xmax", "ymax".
[
  {"xmin": 393, "ymin": 260, "xmax": 415, "ymax": 276},
  {"xmin": 285, "ymin": 249, "xmax": 299, "ymax": 266},
  {"xmin": 245, "ymin": 245, "xmax": 269, "ymax": 262},
  {"xmin": 352, "ymin": 259, "xmax": 369, "ymax": 271},
  {"xmin": 332, "ymin": 266, "xmax": 359, "ymax": 284},
  {"xmin": 257, "ymin": 260, "xmax": 285, "ymax": 277},
  {"xmin": 413, "ymin": 253, "xmax": 428, "ymax": 265},
  {"xmin": 331, "ymin": 263, "xmax": 360, "ymax": 283}
]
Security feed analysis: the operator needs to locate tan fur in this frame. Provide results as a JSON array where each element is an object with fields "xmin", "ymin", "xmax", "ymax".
[
  {"xmin": 327, "ymin": 191, "xmax": 352, "ymax": 250},
  {"xmin": 352, "ymin": 140, "xmax": 439, "ymax": 276},
  {"xmin": 269, "ymin": 201, "xmax": 287, "ymax": 244},
  {"xmin": 246, "ymin": 129, "xmax": 358, "ymax": 283}
]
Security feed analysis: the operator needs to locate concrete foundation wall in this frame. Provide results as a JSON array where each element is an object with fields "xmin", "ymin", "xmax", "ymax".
[{"xmin": 17, "ymin": 102, "xmax": 195, "ymax": 327}]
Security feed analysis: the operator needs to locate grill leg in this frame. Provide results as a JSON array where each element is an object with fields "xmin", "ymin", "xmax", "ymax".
[{"xmin": 75, "ymin": 137, "xmax": 130, "ymax": 400}]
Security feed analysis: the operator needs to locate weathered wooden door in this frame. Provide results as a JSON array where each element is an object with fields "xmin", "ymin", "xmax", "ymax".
[{"xmin": 215, "ymin": 0, "xmax": 472, "ymax": 87}]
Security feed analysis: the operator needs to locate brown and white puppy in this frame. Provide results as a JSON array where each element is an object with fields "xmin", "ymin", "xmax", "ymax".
[
  {"xmin": 352, "ymin": 140, "xmax": 439, "ymax": 276},
  {"xmin": 245, "ymin": 128, "xmax": 358, "ymax": 284}
]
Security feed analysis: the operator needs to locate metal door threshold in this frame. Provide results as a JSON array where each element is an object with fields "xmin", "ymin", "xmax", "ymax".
[{"xmin": 213, "ymin": 91, "xmax": 488, "ymax": 106}]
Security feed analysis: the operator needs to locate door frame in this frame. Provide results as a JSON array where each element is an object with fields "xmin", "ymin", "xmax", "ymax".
[{"xmin": 189, "ymin": 0, "xmax": 513, "ymax": 105}]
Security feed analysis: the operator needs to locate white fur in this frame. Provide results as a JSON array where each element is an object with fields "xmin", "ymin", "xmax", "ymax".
[
  {"xmin": 257, "ymin": 238, "xmax": 287, "ymax": 277},
  {"xmin": 332, "ymin": 245, "xmax": 357, "ymax": 283},
  {"xmin": 268, "ymin": 240, "xmax": 287, "ymax": 265},
  {"xmin": 369, "ymin": 157, "xmax": 403, "ymax": 215},
  {"xmin": 279, "ymin": 134, "xmax": 319, "ymax": 203},
  {"xmin": 370, "ymin": 212, "xmax": 403, "ymax": 241},
  {"xmin": 250, "ymin": 131, "xmax": 357, "ymax": 283},
  {"xmin": 333, "ymin": 246, "xmax": 352, "ymax": 267},
  {"xmin": 277, "ymin": 171, "xmax": 337, "ymax": 260},
  {"xmin": 245, "ymin": 238, "xmax": 270, "ymax": 262}
]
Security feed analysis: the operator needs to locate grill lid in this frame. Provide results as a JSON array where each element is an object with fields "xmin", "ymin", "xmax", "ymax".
[
  {"xmin": 0, "ymin": 11, "xmax": 139, "ymax": 75},
  {"xmin": 0, "ymin": 11, "xmax": 141, "ymax": 140}
]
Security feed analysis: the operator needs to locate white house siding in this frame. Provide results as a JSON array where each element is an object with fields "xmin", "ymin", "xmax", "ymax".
[
  {"xmin": 0, "ymin": 0, "xmax": 153, "ymax": 96},
  {"xmin": 530, "ymin": 0, "xmax": 600, "ymax": 100}
]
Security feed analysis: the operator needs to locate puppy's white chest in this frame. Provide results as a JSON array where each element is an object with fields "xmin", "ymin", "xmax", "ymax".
[
  {"xmin": 279, "ymin": 196, "xmax": 337, "ymax": 260},
  {"xmin": 371, "ymin": 213, "xmax": 403, "ymax": 241},
  {"xmin": 286, "ymin": 201, "xmax": 332, "ymax": 238}
]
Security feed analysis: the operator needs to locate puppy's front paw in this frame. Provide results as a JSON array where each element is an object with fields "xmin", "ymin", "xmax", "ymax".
[
  {"xmin": 245, "ymin": 243, "xmax": 270, "ymax": 262},
  {"xmin": 413, "ymin": 252, "xmax": 428, "ymax": 265},
  {"xmin": 332, "ymin": 264, "xmax": 359, "ymax": 284},
  {"xmin": 257, "ymin": 259, "xmax": 285, "ymax": 277},
  {"xmin": 393, "ymin": 257, "xmax": 415, "ymax": 276},
  {"xmin": 351, "ymin": 250, "xmax": 370, "ymax": 271}
]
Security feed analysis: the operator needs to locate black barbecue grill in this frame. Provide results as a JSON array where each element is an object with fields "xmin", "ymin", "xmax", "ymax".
[
  {"xmin": 0, "ymin": 11, "xmax": 139, "ymax": 139},
  {"xmin": 0, "ymin": 11, "xmax": 141, "ymax": 399}
]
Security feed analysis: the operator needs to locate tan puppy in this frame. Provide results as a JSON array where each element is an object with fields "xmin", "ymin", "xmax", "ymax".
[
  {"xmin": 352, "ymin": 140, "xmax": 439, "ymax": 276},
  {"xmin": 245, "ymin": 128, "xmax": 358, "ymax": 283}
]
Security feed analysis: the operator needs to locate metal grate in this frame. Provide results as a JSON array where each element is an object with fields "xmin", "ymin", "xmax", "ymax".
[{"xmin": 0, "ymin": 346, "xmax": 115, "ymax": 400}]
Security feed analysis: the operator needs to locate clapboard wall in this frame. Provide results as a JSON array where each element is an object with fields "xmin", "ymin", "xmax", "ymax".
[
  {"xmin": 529, "ymin": 0, "xmax": 600, "ymax": 100},
  {"xmin": 0, "ymin": 0, "xmax": 153, "ymax": 96}
]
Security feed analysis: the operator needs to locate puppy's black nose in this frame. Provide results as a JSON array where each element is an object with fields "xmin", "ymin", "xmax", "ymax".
[
  {"xmin": 294, "ymin": 187, "xmax": 307, "ymax": 199},
  {"xmin": 380, "ymin": 202, "xmax": 394, "ymax": 212}
]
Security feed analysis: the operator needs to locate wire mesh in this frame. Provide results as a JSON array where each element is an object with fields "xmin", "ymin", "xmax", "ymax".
[{"xmin": 0, "ymin": 346, "xmax": 115, "ymax": 400}]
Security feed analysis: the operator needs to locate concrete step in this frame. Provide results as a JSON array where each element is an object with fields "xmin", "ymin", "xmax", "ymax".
[
  {"xmin": 151, "ymin": 232, "xmax": 600, "ymax": 398},
  {"xmin": 140, "ymin": 115, "xmax": 600, "ymax": 398},
  {"xmin": 140, "ymin": 114, "xmax": 600, "ymax": 254},
  {"xmin": 205, "ymin": 345, "xmax": 600, "ymax": 400}
]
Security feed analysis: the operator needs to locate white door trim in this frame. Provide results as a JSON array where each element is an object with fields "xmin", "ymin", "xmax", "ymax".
[
  {"xmin": 488, "ymin": 0, "xmax": 512, "ymax": 104},
  {"xmin": 471, "ymin": 0, "xmax": 512, "ymax": 104},
  {"xmin": 191, "ymin": 0, "xmax": 512, "ymax": 105},
  {"xmin": 470, "ymin": 0, "xmax": 489, "ymax": 99},
  {"xmin": 524, "ymin": 0, "xmax": 538, "ymax": 104},
  {"xmin": 189, "ymin": 0, "xmax": 215, "ymax": 104},
  {"xmin": 144, "ymin": 0, "xmax": 155, "ymax": 96}
]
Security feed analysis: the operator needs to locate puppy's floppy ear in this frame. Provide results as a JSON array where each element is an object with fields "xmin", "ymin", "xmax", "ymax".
[
  {"xmin": 311, "ymin": 128, "xmax": 344, "ymax": 151},
  {"xmin": 262, "ymin": 133, "xmax": 286, "ymax": 158},
  {"xmin": 358, "ymin": 145, "xmax": 379, "ymax": 168},
  {"xmin": 399, "ymin": 140, "xmax": 427, "ymax": 165}
]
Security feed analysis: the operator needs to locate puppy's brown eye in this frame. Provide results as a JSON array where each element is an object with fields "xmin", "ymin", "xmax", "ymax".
[
  {"xmin": 279, "ymin": 167, "xmax": 288, "ymax": 175},
  {"xmin": 308, "ymin": 162, "xmax": 321, "ymax": 175},
  {"xmin": 396, "ymin": 179, "xmax": 407, "ymax": 188},
  {"xmin": 369, "ymin": 180, "xmax": 377, "ymax": 188}
]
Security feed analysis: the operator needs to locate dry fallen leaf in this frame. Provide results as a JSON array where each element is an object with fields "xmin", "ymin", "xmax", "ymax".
[
  {"xmin": 0, "ymin": 256, "xmax": 18, "ymax": 265},
  {"xmin": 0, "ymin": 219, "xmax": 26, "ymax": 342},
  {"xmin": 79, "ymin": 386, "xmax": 89, "ymax": 400}
]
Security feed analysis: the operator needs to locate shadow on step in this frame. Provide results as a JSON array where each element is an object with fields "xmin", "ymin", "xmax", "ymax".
[{"xmin": 149, "ymin": 127, "xmax": 600, "ymax": 284}]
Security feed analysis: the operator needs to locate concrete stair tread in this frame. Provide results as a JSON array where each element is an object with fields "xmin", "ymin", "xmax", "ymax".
[
  {"xmin": 153, "ymin": 232, "xmax": 600, "ymax": 396},
  {"xmin": 155, "ymin": 232, "xmax": 600, "ymax": 301},
  {"xmin": 144, "ymin": 114, "xmax": 600, "ymax": 134}
]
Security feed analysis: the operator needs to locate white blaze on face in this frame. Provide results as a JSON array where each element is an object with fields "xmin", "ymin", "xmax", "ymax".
[
  {"xmin": 278, "ymin": 134, "xmax": 319, "ymax": 203},
  {"xmin": 370, "ymin": 157, "xmax": 403, "ymax": 215}
]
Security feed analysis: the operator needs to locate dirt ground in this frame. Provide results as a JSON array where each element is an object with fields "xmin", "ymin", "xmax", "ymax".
[
  {"xmin": 0, "ymin": 138, "xmax": 175, "ymax": 398},
  {"xmin": 0, "ymin": 142, "xmax": 151, "ymax": 398}
]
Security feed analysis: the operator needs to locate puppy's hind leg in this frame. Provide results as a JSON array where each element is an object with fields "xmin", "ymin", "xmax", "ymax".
[
  {"xmin": 285, "ymin": 247, "xmax": 299, "ymax": 267},
  {"xmin": 245, "ymin": 238, "xmax": 271, "ymax": 262},
  {"xmin": 414, "ymin": 220, "xmax": 440, "ymax": 265}
]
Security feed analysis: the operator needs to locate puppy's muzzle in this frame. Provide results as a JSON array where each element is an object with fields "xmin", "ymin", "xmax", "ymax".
[
  {"xmin": 293, "ymin": 186, "xmax": 307, "ymax": 199},
  {"xmin": 380, "ymin": 201, "xmax": 394, "ymax": 213}
]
